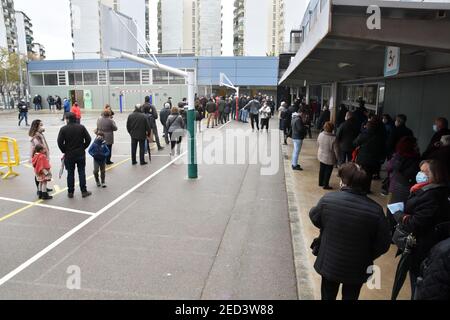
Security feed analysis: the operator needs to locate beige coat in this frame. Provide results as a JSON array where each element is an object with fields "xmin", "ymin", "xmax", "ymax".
[
  {"xmin": 317, "ymin": 131, "xmax": 338, "ymax": 165},
  {"xmin": 30, "ymin": 132, "xmax": 50, "ymax": 162}
]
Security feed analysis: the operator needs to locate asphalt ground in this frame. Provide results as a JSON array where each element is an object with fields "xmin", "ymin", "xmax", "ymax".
[{"xmin": 0, "ymin": 110, "xmax": 297, "ymax": 299}]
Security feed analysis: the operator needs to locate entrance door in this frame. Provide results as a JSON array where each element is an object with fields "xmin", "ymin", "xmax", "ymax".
[{"xmin": 69, "ymin": 90, "xmax": 85, "ymax": 108}]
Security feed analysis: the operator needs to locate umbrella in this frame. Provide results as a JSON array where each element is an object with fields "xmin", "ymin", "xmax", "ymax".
[
  {"xmin": 59, "ymin": 156, "xmax": 65, "ymax": 179},
  {"xmin": 391, "ymin": 234, "xmax": 416, "ymax": 300}
]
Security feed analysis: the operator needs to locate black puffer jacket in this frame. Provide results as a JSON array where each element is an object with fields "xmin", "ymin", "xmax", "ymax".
[
  {"xmin": 415, "ymin": 237, "xmax": 450, "ymax": 300},
  {"xmin": 398, "ymin": 184, "xmax": 450, "ymax": 274},
  {"xmin": 126, "ymin": 110, "xmax": 150, "ymax": 140},
  {"xmin": 353, "ymin": 128, "xmax": 386, "ymax": 166},
  {"xmin": 309, "ymin": 188, "xmax": 391, "ymax": 284},
  {"xmin": 336, "ymin": 118, "xmax": 360, "ymax": 153}
]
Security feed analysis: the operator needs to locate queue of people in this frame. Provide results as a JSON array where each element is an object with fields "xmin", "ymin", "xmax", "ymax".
[{"xmin": 280, "ymin": 97, "xmax": 450, "ymax": 300}]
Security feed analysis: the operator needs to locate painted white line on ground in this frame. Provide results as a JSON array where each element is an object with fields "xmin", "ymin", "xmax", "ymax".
[
  {"xmin": 0, "ymin": 152, "xmax": 186, "ymax": 287},
  {"xmin": 0, "ymin": 197, "xmax": 94, "ymax": 216},
  {"xmin": 0, "ymin": 121, "xmax": 232, "ymax": 287}
]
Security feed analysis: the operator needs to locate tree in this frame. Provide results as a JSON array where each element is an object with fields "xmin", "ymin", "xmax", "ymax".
[{"xmin": 0, "ymin": 48, "xmax": 26, "ymax": 104}]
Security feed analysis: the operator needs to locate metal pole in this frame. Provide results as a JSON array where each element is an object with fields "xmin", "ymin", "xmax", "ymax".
[
  {"xmin": 187, "ymin": 71, "xmax": 197, "ymax": 179},
  {"xmin": 236, "ymin": 87, "xmax": 239, "ymax": 121}
]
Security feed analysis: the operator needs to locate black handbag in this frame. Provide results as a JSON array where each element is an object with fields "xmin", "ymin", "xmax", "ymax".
[
  {"xmin": 392, "ymin": 224, "xmax": 416, "ymax": 252},
  {"xmin": 310, "ymin": 235, "xmax": 321, "ymax": 256}
]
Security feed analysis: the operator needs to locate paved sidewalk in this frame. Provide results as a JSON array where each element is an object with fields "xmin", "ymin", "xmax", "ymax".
[
  {"xmin": 282, "ymin": 131, "xmax": 411, "ymax": 300},
  {"xmin": 0, "ymin": 114, "xmax": 298, "ymax": 299}
]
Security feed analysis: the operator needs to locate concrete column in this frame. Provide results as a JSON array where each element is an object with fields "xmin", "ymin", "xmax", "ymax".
[
  {"xmin": 330, "ymin": 82, "xmax": 338, "ymax": 124},
  {"xmin": 305, "ymin": 85, "xmax": 310, "ymax": 105}
]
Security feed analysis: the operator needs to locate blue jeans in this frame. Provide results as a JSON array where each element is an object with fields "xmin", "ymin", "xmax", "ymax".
[
  {"xmin": 291, "ymin": 139, "xmax": 303, "ymax": 167},
  {"xmin": 241, "ymin": 110, "xmax": 248, "ymax": 122},
  {"xmin": 18, "ymin": 112, "xmax": 28, "ymax": 125},
  {"xmin": 65, "ymin": 155, "xmax": 87, "ymax": 193}
]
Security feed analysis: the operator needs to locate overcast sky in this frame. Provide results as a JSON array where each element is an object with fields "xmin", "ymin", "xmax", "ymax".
[{"xmin": 14, "ymin": 0, "xmax": 308, "ymax": 60}]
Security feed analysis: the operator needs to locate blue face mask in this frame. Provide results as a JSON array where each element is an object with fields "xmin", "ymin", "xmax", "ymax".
[
  {"xmin": 416, "ymin": 171, "xmax": 429, "ymax": 184},
  {"xmin": 433, "ymin": 125, "xmax": 438, "ymax": 132}
]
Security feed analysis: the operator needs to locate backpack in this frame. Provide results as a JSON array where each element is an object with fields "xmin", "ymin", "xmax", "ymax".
[{"xmin": 89, "ymin": 142, "xmax": 107, "ymax": 162}]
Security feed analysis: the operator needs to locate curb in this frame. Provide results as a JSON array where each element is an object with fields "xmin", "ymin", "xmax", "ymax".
[{"xmin": 281, "ymin": 133, "xmax": 317, "ymax": 300}]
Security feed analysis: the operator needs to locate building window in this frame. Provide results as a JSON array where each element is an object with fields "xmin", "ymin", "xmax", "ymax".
[
  {"xmin": 109, "ymin": 70, "xmax": 125, "ymax": 85},
  {"xmin": 169, "ymin": 73, "xmax": 185, "ymax": 85},
  {"xmin": 141, "ymin": 69, "xmax": 151, "ymax": 84},
  {"xmin": 57, "ymin": 71, "xmax": 67, "ymax": 86},
  {"xmin": 153, "ymin": 70, "xmax": 169, "ymax": 84},
  {"xmin": 125, "ymin": 70, "xmax": 141, "ymax": 85},
  {"xmin": 30, "ymin": 72, "xmax": 44, "ymax": 86},
  {"xmin": 68, "ymin": 71, "xmax": 83, "ymax": 85},
  {"xmin": 82, "ymin": 71, "xmax": 98, "ymax": 85},
  {"xmin": 98, "ymin": 70, "xmax": 108, "ymax": 85},
  {"xmin": 42, "ymin": 73, "xmax": 58, "ymax": 86}
]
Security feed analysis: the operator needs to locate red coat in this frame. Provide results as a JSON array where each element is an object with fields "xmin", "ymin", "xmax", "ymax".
[
  {"xmin": 71, "ymin": 105, "xmax": 81, "ymax": 119},
  {"xmin": 32, "ymin": 152, "xmax": 51, "ymax": 175}
]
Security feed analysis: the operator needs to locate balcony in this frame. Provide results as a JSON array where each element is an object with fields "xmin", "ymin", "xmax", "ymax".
[{"xmin": 280, "ymin": 41, "xmax": 300, "ymax": 54}]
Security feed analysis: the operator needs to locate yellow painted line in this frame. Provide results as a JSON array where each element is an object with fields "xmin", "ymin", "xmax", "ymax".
[
  {"xmin": 0, "ymin": 200, "xmax": 43, "ymax": 223},
  {"xmin": 0, "ymin": 157, "xmax": 131, "ymax": 223},
  {"xmin": 23, "ymin": 164, "xmax": 32, "ymax": 169},
  {"xmin": 51, "ymin": 157, "xmax": 131, "ymax": 196}
]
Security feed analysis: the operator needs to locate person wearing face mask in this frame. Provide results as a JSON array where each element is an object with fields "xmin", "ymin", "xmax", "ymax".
[
  {"xmin": 428, "ymin": 135, "xmax": 450, "ymax": 180},
  {"xmin": 422, "ymin": 118, "xmax": 450, "ymax": 159},
  {"xmin": 309, "ymin": 162, "xmax": 391, "ymax": 300},
  {"xmin": 393, "ymin": 159, "xmax": 450, "ymax": 299},
  {"xmin": 29, "ymin": 120, "xmax": 53, "ymax": 196},
  {"xmin": 386, "ymin": 136, "xmax": 421, "ymax": 233},
  {"xmin": 386, "ymin": 114, "xmax": 414, "ymax": 159}
]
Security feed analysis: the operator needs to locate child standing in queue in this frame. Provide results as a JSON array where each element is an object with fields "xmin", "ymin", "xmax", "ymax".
[
  {"xmin": 88, "ymin": 131, "xmax": 110, "ymax": 188},
  {"xmin": 32, "ymin": 144, "xmax": 53, "ymax": 200}
]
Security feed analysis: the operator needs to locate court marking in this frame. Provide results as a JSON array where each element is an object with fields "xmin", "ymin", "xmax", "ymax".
[
  {"xmin": 0, "ymin": 157, "xmax": 130, "ymax": 222},
  {"xmin": 0, "ymin": 120, "xmax": 233, "ymax": 287},
  {"xmin": 0, "ymin": 151, "xmax": 186, "ymax": 287},
  {"xmin": 0, "ymin": 197, "xmax": 94, "ymax": 216}
]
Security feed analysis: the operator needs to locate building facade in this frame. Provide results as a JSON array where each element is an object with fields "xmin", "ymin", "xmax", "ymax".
[
  {"xmin": 70, "ymin": 0, "xmax": 143, "ymax": 59},
  {"xmin": 27, "ymin": 56, "xmax": 279, "ymax": 110},
  {"xmin": 0, "ymin": 0, "xmax": 17, "ymax": 52},
  {"xmin": 31, "ymin": 42, "xmax": 45, "ymax": 60},
  {"xmin": 157, "ymin": 0, "xmax": 222, "ymax": 55},
  {"xmin": 267, "ymin": 0, "xmax": 284, "ymax": 56},
  {"xmin": 233, "ymin": 0, "xmax": 285, "ymax": 56},
  {"xmin": 14, "ymin": 11, "xmax": 33, "ymax": 57}
]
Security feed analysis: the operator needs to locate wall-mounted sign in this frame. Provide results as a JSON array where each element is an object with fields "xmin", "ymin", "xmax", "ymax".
[{"xmin": 384, "ymin": 46, "xmax": 400, "ymax": 77}]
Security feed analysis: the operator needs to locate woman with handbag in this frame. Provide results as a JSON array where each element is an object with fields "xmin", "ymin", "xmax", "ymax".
[
  {"xmin": 166, "ymin": 106, "xmax": 185, "ymax": 157},
  {"xmin": 386, "ymin": 136, "xmax": 421, "ymax": 233},
  {"xmin": 309, "ymin": 162, "xmax": 391, "ymax": 300},
  {"xmin": 392, "ymin": 159, "xmax": 450, "ymax": 299}
]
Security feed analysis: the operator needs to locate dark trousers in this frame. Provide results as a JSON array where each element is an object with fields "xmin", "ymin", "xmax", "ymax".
[
  {"xmin": 339, "ymin": 150, "xmax": 353, "ymax": 166},
  {"xmin": 163, "ymin": 125, "xmax": 170, "ymax": 144},
  {"xmin": 131, "ymin": 138, "xmax": 146, "ymax": 164},
  {"xmin": 306, "ymin": 125, "xmax": 312, "ymax": 139},
  {"xmin": 18, "ymin": 112, "xmax": 28, "ymax": 125},
  {"xmin": 65, "ymin": 155, "xmax": 87, "ymax": 194},
  {"xmin": 169, "ymin": 133, "xmax": 182, "ymax": 155},
  {"xmin": 149, "ymin": 118, "xmax": 162, "ymax": 148},
  {"xmin": 106, "ymin": 144, "xmax": 113, "ymax": 163},
  {"xmin": 218, "ymin": 112, "xmax": 224, "ymax": 124},
  {"xmin": 261, "ymin": 118, "xmax": 269, "ymax": 131},
  {"xmin": 93, "ymin": 160, "xmax": 106, "ymax": 183},
  {"xmin": 319, "ymin": 162, "xmax": 334, "ymax": 187},
  {"xmin": 360, "ymin": 163, "xmax": 377, "ymax": 193},
  {"xmin": 250, "ymin": 114, "xmax": 259, "ymax": 130},
  {"xmin": 321, "ymin": 277, "xmax": 363, "ymax": 300}
]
